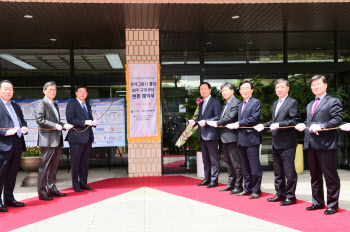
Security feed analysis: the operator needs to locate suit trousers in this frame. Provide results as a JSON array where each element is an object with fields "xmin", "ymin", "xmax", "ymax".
[
  {"xmin": 239, "ymin": 145, "xmax": 262, "ymax": 194},
  {"xmin": 200, "ymin": 138, "xmax": 220, "ymax": 182},
  {"xmin": 222, "ymin": 142, "xmax": 242, "ymax": 188},
  {"xmin": 0, "ymin": 136, "xmax": 21, "ymax": 202},
  {"xmin": 272, "ymin": 146, "xmax": 297, "ymax": 199},
  {"xmin": 307, "ymin": 146, "xmax": 340, "ymax": 209},
  {"xmin": 69, "ymin": 142, "xmax": 92, "ymax": 189},
  {"xmin": 38, "ymin": 146, "xmax": 62, "ymax": 196}
]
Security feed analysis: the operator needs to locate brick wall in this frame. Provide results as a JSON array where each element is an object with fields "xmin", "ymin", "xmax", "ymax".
[{"xmin": 126, "ymin": 28, "xmax": 162, "ymax": 177}]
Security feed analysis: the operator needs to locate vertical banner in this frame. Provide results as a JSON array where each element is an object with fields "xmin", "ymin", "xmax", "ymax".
[{"xmin": 126, "ymin": 63, "xmax": 161, "ymax": 142}]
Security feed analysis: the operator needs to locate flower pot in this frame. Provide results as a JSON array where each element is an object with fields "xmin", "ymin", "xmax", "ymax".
[{"xmin": 20, "ymin": 156, "xmax": 42, "ymax": 187}]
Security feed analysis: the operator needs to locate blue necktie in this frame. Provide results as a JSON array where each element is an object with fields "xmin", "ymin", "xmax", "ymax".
[
  {"xmin": 6, "ymin": 102, "xmax": 22, "ymax": 137},
  {"xmin": 51, "ymin": 102, "xmax": 59, "ymax": 121},
  {"xmin": 202, "ymin": 100, "xmax": 207, "ymax": 115},
  {"xmin": 275, "ymin": 99, "xmax": 283, "ymax": 117},
  {"xmin": 82, "ymin": 102, "xmax": 89, "ymax": 119},
  {"xmin": 221, "ymin": 101, "xmax": 229, "ymax": 117}
]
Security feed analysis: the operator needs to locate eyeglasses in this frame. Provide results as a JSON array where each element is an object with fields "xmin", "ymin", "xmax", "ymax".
[
  {"xmin": 46, "ymin": 88, "xmax": 56, "ymax": 92},
  {"xmin": 240, "ymin": 88, "xmax": 251, "ymax": 92}
]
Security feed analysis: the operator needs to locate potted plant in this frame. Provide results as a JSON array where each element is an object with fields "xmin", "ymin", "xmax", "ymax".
[{"xmin": 20, "ymin": 147, "xmax": 42, "ymax": 187}]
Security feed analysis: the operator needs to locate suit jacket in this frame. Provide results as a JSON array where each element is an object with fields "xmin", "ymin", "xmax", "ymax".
[
  {"xmin": 34, "ymin": 98, "xmax": 64, "ymax": 148},
  {"xmin": 237, "ymin": 97, "xmax": 261, "ymax": 147},
  {"xmin": 304, "ymin": 94, "xmax": 342, "ymax": 150},
  {"xmin": 217, "ymin": 97, "xmax": 241, "ymax": 143},
  {"xmin": 196, "ymin": 96, "xmax": 222, "ymax": 141},
  {"xmin": 0, "ymin": 100, "xmax": 27, "ymax": 152},
  {"xmin": 263, "ymin": 96, "xmax": 300, "ymax": 149},
  {"xmin": 65, "ymin": 98, "xmax": 94, "ymax": 144}
]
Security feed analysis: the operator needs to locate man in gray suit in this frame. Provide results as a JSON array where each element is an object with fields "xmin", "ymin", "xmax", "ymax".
[
  {"xmin": 208, "ymin": 82, "xmax": 243, "ymax": 194},
  {"xmin": 35, "ymin": 81, "xmax": 73, "ymax": 200},
  {"xmin": 296, "ymin": 75, "xmax": 342, "ymax": 215}
]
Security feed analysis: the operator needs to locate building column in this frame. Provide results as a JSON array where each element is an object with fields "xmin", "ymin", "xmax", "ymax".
[{"xmin": 125, "ymin": 29, "xmax": 161, "ymax": 177}]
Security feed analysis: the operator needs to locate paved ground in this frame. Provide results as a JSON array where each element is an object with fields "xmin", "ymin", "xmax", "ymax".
[{"xmin": 8, "ymin": 168, "xmax": 350, "ymax": 232}]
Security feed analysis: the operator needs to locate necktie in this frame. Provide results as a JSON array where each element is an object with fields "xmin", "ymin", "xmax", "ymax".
[
  {"xmin": 312, "ymin": 98, "xmax": 320, "ymax": 117},
  {"xmin": 51, "ymin": 102, "xmax": 59, "ymax": 121},
  {"xmin": 241, "ymin": 101, "xmax": 247, "ymax": 114},
  {"xmin": 275, "ymin": 99, "xmax": 283, "ymax": 117},
  {"xmin": 221, "ymin": 101, "xmax": 229, "ymax": 117},
  {"xmin": 6, "ymin": 102, "xmax": 22, "ymax": 137},
  {"xmin": 202, "ymin": 100, "xmax": 207, "ymax": 115},
  {"xmin": 82, "ymin": 102, "xmax": 89, "ymax": 119}
]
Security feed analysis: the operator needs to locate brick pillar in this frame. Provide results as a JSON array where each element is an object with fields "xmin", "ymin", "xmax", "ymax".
[{"xmin": 126, "ymin": 29, "xmax": 161, "ymax": 177}]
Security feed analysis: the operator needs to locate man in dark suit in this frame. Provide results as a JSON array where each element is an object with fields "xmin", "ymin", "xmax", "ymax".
[
  {"xmin": 208, "ymin": 82, "xmax": 242, "ymax": 194},
  {"xmin": 227, "ymin": 80, "xmax": 262, "ymax": 199},
  {"xmin": 0, "ymin": 80, "xmax": 28, "ymax": 212},
  {"xmin": 295, "ymin": 75, "xmax": 342, "ymax": 215},
  {"xmin": 35, "ymin": 81, "xmax": 73, "ymax": 200},
  {"xmin": 254, "ymin": 79, "xmax": 300, "ymax": 206},
  {"xmin": 189, "ymin": 82, "xmax": 222, "ymax": 188},
  {"xmin": 65, "ymin": 85, "xmax": 96, "ymax": 192}
]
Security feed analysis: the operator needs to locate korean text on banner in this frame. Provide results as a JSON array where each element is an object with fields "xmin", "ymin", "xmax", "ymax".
[{"xmin": 126, "ymin": 63, "xmax": 161, "ymax": 142}]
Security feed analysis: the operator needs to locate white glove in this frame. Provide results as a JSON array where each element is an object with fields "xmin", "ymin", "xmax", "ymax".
[
  {"xmin": 340, "ymin": 123, "xmax": 350, "ymax": 131},
  {"xmin": 21, "ymin": 127, "xmax": 28, "ymax": 134},
  {"xmin": 198, "ymin": 120, "xmax": 206, "ymax": 127},
  {"xmin": 55, "ymin": 124, "xmax": 63, "ymax": 131},
  {"xmin": 254, "ymin": 124, "xmax": 264, "ymax": 132},
  {"xmin": 270, "ymin": 123, "xmax": 279, "ymax": 131},
  {"xmin": 92, "ymin": 120, "xmax": 98, "ymax": 126},
  {"xmin": 226, "ymin": 122, "xmax": 239, "ymax": 129},
  {"xmin": 5, "ymin": 128, "xmax": 18, "ymax": 136},
  {"xmin": 64, "ymin": 124, "xmax": 74, "ymax": 130},
  {"xmin": 309, "ymin": 124, "xmax": 322, "ymax": 133},
  {"xmin": 85, "ymin": 120, "xmax": 93, "ymax": 126},
  {"xmin": 188, "ymin": 120, "xmax": 196, "ymax": 126},
  {"xmin": 295, "ymin": 123, "xmax": 306, "ymax": 132},
  {"xmin": 212, "ymin": 121, "xmax": 218, "ymax": 128}
]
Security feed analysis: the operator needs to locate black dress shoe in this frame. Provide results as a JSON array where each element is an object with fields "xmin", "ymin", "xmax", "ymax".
[
  {"xmin": 237, "ymin": 191, "xmax": 251, "ymax": 196},
  {"xmin": 207, "ymin": 181, "xmax": 218, "ymax": 188},
  {"xmin": 249, "ymin": 194, "xmax": 261, "ymax": 199},
  {"xmin": 230, "ymin": 187, "xmax": 243, "ymax": 195},
  {"xmin": 197, "ymin": 180, "xmax": 210, "ymax": 186},
  {"xmin": 0, "ymin": 203, "xmax": 8, "ymax": 212},
  {"xmin": 80, "ymin": 184, "xmax": 94, "ymax": 190},
  {"xmin": 38, "ymin": 195, "xmax": 53, "ymax": 201},
  {"xmin": 324, "ymin": 208, "xmax": 338, "ymax": 215},
  {"xmin": 280, "ymin": 198, "xmax": 297, "ymax": 206},
  {"xmin": 74, "ymin": 187, "xmax": 83, "ymax": 192},
  {"xmin": 267, "ymin": 195, "xmax": 286, "ymax": 202},
  {"xmin": 4, "ymin": 200, "xmax": 25, "ymax": 207},
  {"xmin": 219, "ymin": 185, "xmax": 234, "ymax": 191},
  {"xmin": 306, "ymin": 204, "xmax": 325, "ymax": 211},
  {"xmin": 49, "ymin": 191, "xmax": 67, "ymax": 197}
]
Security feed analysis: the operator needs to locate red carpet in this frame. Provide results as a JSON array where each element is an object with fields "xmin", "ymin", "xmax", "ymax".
[{"xmin": 1, "ymin": 176, "xmax": 350, "ymax": 231}]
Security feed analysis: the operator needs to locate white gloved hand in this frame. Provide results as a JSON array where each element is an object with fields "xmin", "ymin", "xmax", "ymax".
[
  {"xmin": 270, "ymin": 123, "xmax": 279, "ymax": 131},
  {"xmin": 21, "ymin": 127, "xmax": 28, "ymax": 134},
  {"xmin": 309, "ymin": 124, "xmax": 322, "ymax": 133},
  {"xmin": 212, "ymin": 121, "xmax": 218, "ymax": 128},
  {"xmin": 254, "ymin": 124, "xmax": 264, "ymax": 132},
  {"xmin": 92, "ymin": 120, "xmax": 98, "ymax": 126},
  {"xmin": 198, "ymin": 120, "xmax": 206, "ymax": 127},
  {"xmin": 64, "ymin": 124, "xmax": 74, "ymax": 130},
  {"xmin": 5, "ymin": 128, "xmax": 18, "ymax": 136},
  {"xmin": 295, "ymin": 123, "xmax": 306, "ymax": 132},
  {"xmin": 85, "ymin": 120, "xmax": 93, "ymax": 126},
  {"xmin": 55, "ymin": 124, "xmax": 63, "ymax": 131},
  {"xmin": 340, "ymin": 123, "xmax": 350, "ymax": 131},
  {"xmin": 188, "ymin": 120, "xmax": 196, "ymax": 126},
  {"xmin": 226, "ymin": 122, "xmax": 239, "ymax": 129}
]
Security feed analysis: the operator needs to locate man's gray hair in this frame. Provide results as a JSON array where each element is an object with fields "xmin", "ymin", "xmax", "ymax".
[
  {"xmin": 220, "ymin": 82, "xmax": 234, "ymax": 90},
  {"xmin": 275, "ymin": 79, "xmax": 289, "ymax": 87},
  {"xmin": 43, "ymin": 81, "xmax": 56, "ymax": 90},
  {"xmin": 310, "ymin": 75, "xmax": 327, "ymax": 86}
]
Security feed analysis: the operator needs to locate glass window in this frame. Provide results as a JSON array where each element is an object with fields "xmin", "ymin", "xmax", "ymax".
[
  {"xmin": 338, "ymin": 32, "xmax": 350, "ymax": 62},
  {"xmin": 288, "ymin": 32, "xmax": 334, "ymax": 63},
  {"xmin": 204, "ymin": 33, "xmax": 283, "ymax": 64}
]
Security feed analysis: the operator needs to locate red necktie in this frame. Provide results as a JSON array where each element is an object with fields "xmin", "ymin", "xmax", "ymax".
[{"xmin": 312, "ymin": 98, "xmax": 320, "ymax": 117}]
